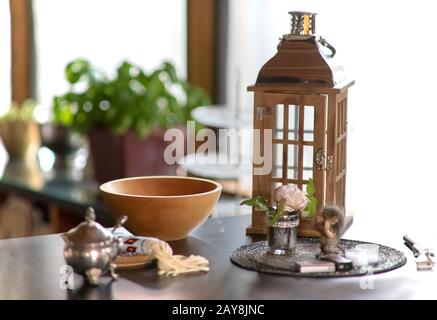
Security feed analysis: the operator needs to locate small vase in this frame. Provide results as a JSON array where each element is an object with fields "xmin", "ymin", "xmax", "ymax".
[{"xmin": 266, "ymin": 210, "xmax": 300, "ymax": 255}]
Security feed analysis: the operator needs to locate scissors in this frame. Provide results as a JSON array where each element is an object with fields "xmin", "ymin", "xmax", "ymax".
[{"xmin": 403, "ymin": 235, "xmax": 435, "ymax": 271}]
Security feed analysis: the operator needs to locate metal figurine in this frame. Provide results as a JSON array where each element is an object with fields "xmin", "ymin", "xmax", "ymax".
[
  {"xmin": 61, "ymin": 207, "xmax": 127, "ymax": 285},
  {"xmin": 314, "ymin": 206, "xmax": 345, "ymax": 255}
]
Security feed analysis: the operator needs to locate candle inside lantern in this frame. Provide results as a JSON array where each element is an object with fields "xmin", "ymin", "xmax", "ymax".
[{"xmin": 303, "ymin": 15, "xmax": 310, "ymax": 35}]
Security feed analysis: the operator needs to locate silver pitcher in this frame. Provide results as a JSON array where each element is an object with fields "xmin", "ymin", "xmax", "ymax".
[{"xmin": 61, "ymin": 207, "xmax": 127, "ymax": 285}]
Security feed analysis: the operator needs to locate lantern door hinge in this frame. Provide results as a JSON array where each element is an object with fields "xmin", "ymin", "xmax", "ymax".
[{"xmin": 315, "ymin": 148, "xmax": 333, "ymax": 171}]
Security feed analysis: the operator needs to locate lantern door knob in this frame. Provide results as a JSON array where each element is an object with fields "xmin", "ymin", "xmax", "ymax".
[{"xmin": 316, "ymin": 148, "xmax": 333, "ymax": 171}]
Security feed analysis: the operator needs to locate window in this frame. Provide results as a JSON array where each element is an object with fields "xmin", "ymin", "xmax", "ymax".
[
  {"xmin": 227, "ymin": 0, "xmax": 437, "ymax": 229},
  {"xmin": 0, "ymin": 1, "xmax": 11, "ymax": 114},
  {"xmin": 33, "ymin": 0, "xmax": 187, "ymax": 107}
]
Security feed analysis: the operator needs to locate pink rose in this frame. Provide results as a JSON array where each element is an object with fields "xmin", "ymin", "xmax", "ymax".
[{"xmin": 274, "ymin": 184, "xmax": 308, "ymax": 212}]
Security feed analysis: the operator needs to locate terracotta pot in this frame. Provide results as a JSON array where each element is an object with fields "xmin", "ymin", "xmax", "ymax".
[
  {"xmin": 0, "ymin": 120, "xmax": 40, "ymax": 159},
  {"xmin": 100, "ymin": 176, "xmax": 222, "ymax": 240},
  {"xmin": 88, "ymin": 127, "xmax": 185, "ymax": 183}
]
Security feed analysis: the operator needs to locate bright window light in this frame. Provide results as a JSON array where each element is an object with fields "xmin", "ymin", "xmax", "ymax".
[
  {"xmin": 33, "ymin": 0, "xmax": 186, "ymax": 108},
  {"xmin": 0, "ymin": 0, "xmax": 11, "ymax": 114},
  {"xmin": 227, "ymin": 0, "xmax": 437, "ymax": 239}
]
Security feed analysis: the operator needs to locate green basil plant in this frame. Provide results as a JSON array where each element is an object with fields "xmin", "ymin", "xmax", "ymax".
[{"xmin": 53, "ymin": 59, "xmax": 210, "ymax": 137}]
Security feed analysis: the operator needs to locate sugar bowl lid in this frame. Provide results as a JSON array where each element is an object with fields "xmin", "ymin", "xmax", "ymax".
[{"xmin": 63, "ymin": 207, "xmax": 125, "ymax": 244}]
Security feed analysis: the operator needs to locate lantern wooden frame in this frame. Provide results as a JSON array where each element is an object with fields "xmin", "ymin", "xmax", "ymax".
[
  {"xmin": 246, "ymin": 11, "xmax": 355, "ymax": 237},
  {"xmin": 247, "ymin": 80, "xmax": 354, "ymax": 237}
]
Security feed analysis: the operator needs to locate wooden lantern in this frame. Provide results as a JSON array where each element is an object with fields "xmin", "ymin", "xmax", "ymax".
[{"xmin": 247, "ymin": 12, "xmax": 354, "ymax": 237}]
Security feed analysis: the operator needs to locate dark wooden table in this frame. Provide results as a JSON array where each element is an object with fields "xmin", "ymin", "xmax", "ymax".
[{"xmin": 0, "ymin": 214, "xmax": 435, "ymax": 300}]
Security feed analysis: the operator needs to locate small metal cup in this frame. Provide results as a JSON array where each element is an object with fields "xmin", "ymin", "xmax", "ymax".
[{"xmin": 266, "ymin": 211, "xmax": 299, "ymax": 255}]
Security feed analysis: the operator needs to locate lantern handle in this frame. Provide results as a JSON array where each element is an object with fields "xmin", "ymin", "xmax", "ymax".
[{"xmin": 318, "ymin": 37, "xmax": 336, "ymax": 58}]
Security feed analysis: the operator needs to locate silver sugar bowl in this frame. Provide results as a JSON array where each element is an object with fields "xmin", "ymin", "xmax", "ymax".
[{"xmin": 61, "ymin": 207, "xmax": 127, "ymax": 285}]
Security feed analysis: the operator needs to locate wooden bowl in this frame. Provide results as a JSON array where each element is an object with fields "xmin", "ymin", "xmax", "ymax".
[{"xmin": 100, "ymin": 176, "xmax": 222, "ymax": 240}]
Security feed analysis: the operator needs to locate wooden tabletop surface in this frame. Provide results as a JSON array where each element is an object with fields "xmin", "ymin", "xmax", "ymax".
[{"xmin": 0, "ymin": 215, "xmax": 435, "ymax": 300}]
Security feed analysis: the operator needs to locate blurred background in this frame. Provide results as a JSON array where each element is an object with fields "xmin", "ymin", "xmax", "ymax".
[{"xmin": 1, "ymin": 0, "xmax": 437, "ymax": 243}]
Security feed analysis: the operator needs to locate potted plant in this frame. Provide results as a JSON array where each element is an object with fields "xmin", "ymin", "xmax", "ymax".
[
  {"xmin": 53, "ymin": 59, "xmax": 210, "ymax": 183},
  {"xmin": 0, "ymin": 100, "xmax": 40, "ymax": 160},
  {"xmin": 241, "ymin": 180, "xmax": 317, "ymax": 255}
]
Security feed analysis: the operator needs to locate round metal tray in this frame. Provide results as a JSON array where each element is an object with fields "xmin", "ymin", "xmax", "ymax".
[{"xmin": 230, "ymin": 238, "xmax": 407, "ymax": 277}]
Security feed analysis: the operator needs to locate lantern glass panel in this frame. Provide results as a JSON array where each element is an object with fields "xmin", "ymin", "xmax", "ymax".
[
  {"xmin": 287, "ymin": 144, "xmax": 298, "ymax": 179},
  {"xmin": 275, "ymin": 104, "xmax": 284, "ymax": 140},
  {"xmin": 303, "ymin": 145, "xmax": 314, "ymax": 180},
  {"xmin": 303, "ymin": 106, "xmax": 314, "ymax": 142},
  {"xmin": 273, "ymin": 143, "xmax": 283, "ymax": 178},
  {"xmin": 288, "ymin": 105, "xmax": 298, "ymax": 140},
  {"xmin": 301, "ymin": 183, "xmax": 311, "ymax": 196}
]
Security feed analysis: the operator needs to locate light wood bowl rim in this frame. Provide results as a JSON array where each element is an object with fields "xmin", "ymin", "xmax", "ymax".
[{"xmin": 100, "ymin": 175, "xmax": 222, "ymax": 199}]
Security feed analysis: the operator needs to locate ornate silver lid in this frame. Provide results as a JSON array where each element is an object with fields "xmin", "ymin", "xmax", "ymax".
[{"xmin": 63, "ymin": 207, "xmax": 114, "ymax": 244}]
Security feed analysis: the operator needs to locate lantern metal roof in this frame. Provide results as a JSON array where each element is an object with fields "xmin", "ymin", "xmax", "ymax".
[{"xmin": 252, "ymin": 11, "xmax": 351, "ymax": 89}]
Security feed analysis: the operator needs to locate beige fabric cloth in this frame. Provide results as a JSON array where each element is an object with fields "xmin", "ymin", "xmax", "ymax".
[{"xmin": 138, "ymin": 238, "xmax": 209, "ymax": 277}]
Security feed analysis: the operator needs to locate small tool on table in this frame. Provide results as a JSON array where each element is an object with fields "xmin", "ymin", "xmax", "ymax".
[
  {"xmin": 321, "ymin": 254, "xmax": 354, "ymax": 271},
  {"xmin": 403, "ymin": 235, "xmax": 435, "ymax": 271}
]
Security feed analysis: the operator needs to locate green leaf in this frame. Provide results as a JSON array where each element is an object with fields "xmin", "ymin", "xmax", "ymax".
[
  {"xmin": 58, "ymin": 105, "xmax": 74, "ymax": 125},
  {"xmin": 240, "ymin": 196, "xmax": 272, "ymax": 212},
  {"xmin": 135, "ymin": 118, "xmax": 151, "ymax": 138},
  {"xmin": 147, "ymin": 76, "xmax": 165, "ymax": 100},
  {"xmin": 307, "ymin": 200, "xmax": 316, "ymax": 217},
  {"xmin": 240, "ymin": 198, "xmax": 257, "ymax": 206},
  {"xmin": 304, "ymin": 195, "xmax": 318, "ymax": 218},
  {"xmin": 163, "ymin": 61, "xmax": 178, "ymax": 83},
  {"xmin": 306, "ymin": 178, "xmax": 316, "ymax": 196},
  {"xmin": 268, "ymin": 205, "xmax": 284, "ymax": 226},
  {"xmin": 117, "ymin": 61, "xmax": 133, "ymax": 79},
  {"xmin": 255, "ymin": 197, "xmax": 271, "ymax": 212},
  {"xmin": 53, "ymin": 58, "xmax": 211, "ymax": 137},
  {"xmin": 302, "ymin": 178, "xmax": 318, "ymax": 218},
  {"xmin": 65, "ymin": 59, "xmax": 90, "ymax": 84}
]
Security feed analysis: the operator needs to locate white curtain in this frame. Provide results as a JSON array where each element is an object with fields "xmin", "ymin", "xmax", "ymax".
[{"xmin": 227, "ymin": 0, "xmax": 437, "ymax": 240}]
